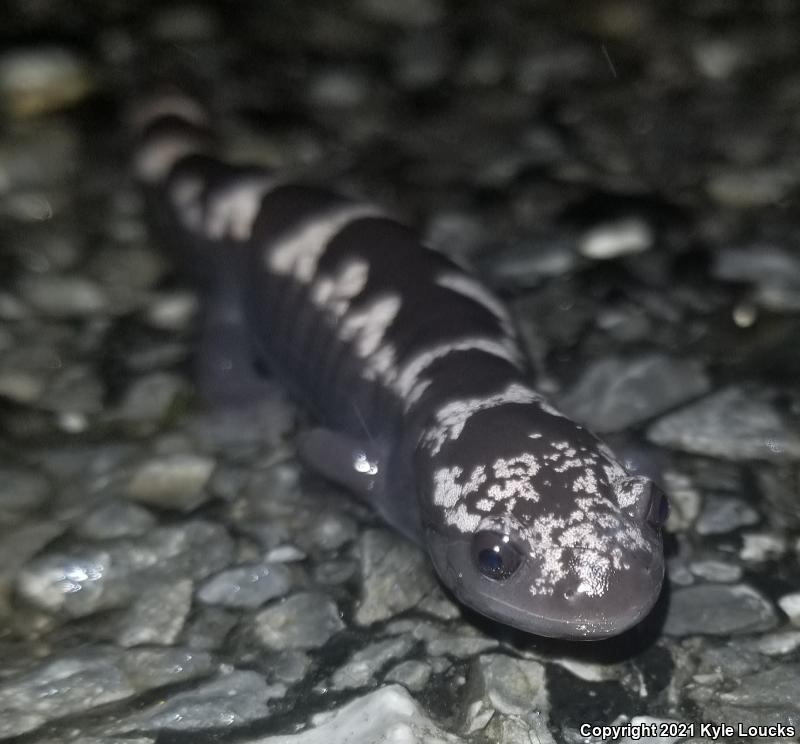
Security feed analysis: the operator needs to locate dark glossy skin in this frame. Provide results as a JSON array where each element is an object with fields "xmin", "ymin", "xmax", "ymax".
[{"xmin": 133, "ymin": 92, "xmax": 666, "ymax": 639}]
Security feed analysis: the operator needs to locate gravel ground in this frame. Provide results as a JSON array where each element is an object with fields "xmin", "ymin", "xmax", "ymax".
[{"xmin": 1, "ymin": 2, "xmax": 800, "ymax": 743}]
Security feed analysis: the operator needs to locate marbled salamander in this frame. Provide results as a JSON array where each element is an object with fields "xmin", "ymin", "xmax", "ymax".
[{"xmin": 132, "ymin": 92, "xmax": 667, "ymax": 639}]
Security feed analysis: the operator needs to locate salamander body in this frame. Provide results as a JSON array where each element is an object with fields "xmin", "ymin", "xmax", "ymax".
[{"xmin": 132, "ymin": 92, "xmax": 667, "ymax": 639}]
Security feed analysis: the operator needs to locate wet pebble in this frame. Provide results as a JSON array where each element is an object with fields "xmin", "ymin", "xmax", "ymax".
[
  {"xmin": 578, "ymin": 218, "xmax": 653, "ymax": 259},
  {"xmin": 647, "ymin": 386, "xmax": 800, "ymax": 462},
  {"xmin": 689, "ymin": 558, "xmax": 742, "ymax": 583},
  {"xmin": 756, "ymin": 631, "xmax": 800, "ymax": 657},
  {"xmin": 181, "ymin": 606, "xmax": 239, "ymax": 650},
  {"xmin": 18, "ymin": 274, "xmax": 109, "ymax": 317},
  {"xmin": 558, "ymin": 352, "xmax": 710, "ymax": 433},
  {"xmin": 355, "ymin": 529, "xmax": 437, "ymax": 625},
  {"xmin": 114, "ymin": 372, "xmax": 189, "ymax": 424},
  {"xmin": 110, "ymin": 668, "xmax": 282, "ymax": 734},
  {"xmin": 777, "ymin": 592, "xmax": 800, "ymax": 626},
  {"xmin": 384, "ymin": 660, "xmax": 432, "ymax": 692},
  {"xmin": 483, "ymin": 237, "xmax": 578, "ymax": 288},
  {"xmin": 253, "ymin": 592, "xmax": 344, "ymax": 651},
  {"xmin": 467, "ymin": 654, "xmax": 548, "ymax": 717},
  {"xmin": 386, "ymin": 619, "xmax": 498, "ymax": 658},
  {"xmin": 0, "ymin": 645, "xmax": 214, "ymax": 739},
  {"xmin": 17, "ymin": 520, "xmax": 234, "ymax": 617},
  {"xmin": 243, "ymin": 684, "xmax": 462, "ymax": 743},
  {"xmin": 198, "ymin": 561, "xmax": 292, "ymax": 609},
  {"xmin": 740, "ymin": 531, "xmax": 787, "ymax": 562},
  {"xmin": 74, "ymin": 500, "xmax": 157, "ymax": 540},
  {"xmin": 115, "ymin": 578, "xmax": 194, "ymax": 647},
  {"xmin": 331, "ymin": 636, "xmax": 415, "ymax": 690},
  {"xmin": 0, "ymin": 466, "xmax": 50, "ymax": 513},
  {"xmin": 694, "ymin": 495, "xmax": 760, "ymax": 535},
  {"xmin": 127, "ymin": 453, "xmax": 215, "ymax": 511},
  {"xmin": 664, "ymin": 583, "xmax": 778, "ymax": 637},
  {"xmin": 0, "ymin": 46, "xmax": 93, "ymax": 118}
]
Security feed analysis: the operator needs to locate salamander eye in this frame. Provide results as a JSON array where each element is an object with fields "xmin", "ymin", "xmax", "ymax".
[
  {"xmin": 646, "ymin": 485, "xmax": 670, "ymax": 528},
  {"xmin": 473, "ymin": 531, "xmax": 522, "ymax": 581}
]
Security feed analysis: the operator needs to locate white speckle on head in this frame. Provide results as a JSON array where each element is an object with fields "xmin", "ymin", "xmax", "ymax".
[
  {"xmin": 339, "ymin": 293, "xmax": 402, "ymax": 357},
  {"xmin": 422, "ymin": 382, "xmax": 541, "ymax": 456},
  {"xmin": 432, "ymin": 465, "xmax": 487, "ymax": 531},
  {"xmin": 268, "ymin": 204, "xmax": 383, "ymax": 282},
  {"xmin": 135, "ymin": 135, "xmax": 208, "ymax": 183},
  {"xmin": 311, "ymin": 259, "xmax": 370, "ymax": 318},
  {"xmin": 205, "ymin": 176, "xmax": 276, "ymax": 241},
  {"xmin": 487, "ymin": 453, "xmax": 541, "ymax": 503},
  {"xmin": 435, "ymin": 271, "xmax": 515, "ymax": 335}
]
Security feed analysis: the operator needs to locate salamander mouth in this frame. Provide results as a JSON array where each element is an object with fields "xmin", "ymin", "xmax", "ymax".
[{"xmin": 444, "ymin": 543, "xmax": 665, "ymax": 639}]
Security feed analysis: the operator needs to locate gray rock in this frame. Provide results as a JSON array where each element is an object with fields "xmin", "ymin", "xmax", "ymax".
[
  {"xmin": 756, "ymin": 631, "xmax": 800, "ymax": 657},
  {"xmin": 0, "ymin": 466, "xmax": 50, "ymax": 512},
  {"xmin": 355, "ymin": 529, "xmax": 437, "ymax": 625},
  {"xmin": 110, "ymin": 669, "xmax": 282, "ymax": 734},
  {"xmin": 116, "ymin": 579, "xmax": 194, "ymax": 647},
  {"xmin": 578, "ymin": 218, "xmax": 653, "ymax": 259},
  {"xmin": 694, "ymin": 495, "xmax": 760, "ymax": 535},
  {"xmin": 386, "ymin": 619, "xmax": 498, "ymax": 658},
  {"xmin": 647, "ymin": 386, "xmax": 800, "ymax": 461},
  {"xmin": 198, "ymin": 561, "xmax": 292, "ymax": 608},
  {"xmin": 254, "ymin": 592, "xmax": 344, "ymax": 650},
  {"xmin": 384, "ymin": 660, "xmax": 432, "ymax": 691},
  {"xmin": 664, "ymin": 583, "xmax": 778, "ymax": 637},
  {"xmin": 181, "ymin": 606, "xmax": 239, "ymax": 650},
  {"xmin": 715, "ymin": 663, "xmax": 800, "ymax": 715},
  {"xmin": 242, "ymin": 685, "xmax": 462, "ymax": 744},
  {"xmin": 115, "ymin": 372, "xmax": 188, "ymax": 424},
  {"xmin": 19, "ymin": 274, "xmax": 108, "ymax": 317},
  {"xmin": 127, "ymin": 453, "xmax": 215, "ymax": 511},
  {"xmin": 777, "ymin": 591, "xmax": 800, "ymax": 625},
  {"xmin": 331, "ymin": 636, "xmax": 415, "ymax": 690},
  {"xmin": 558, "ymin": 353, "xmax": 710, "ymax": 433},
  {"xmin": 0, "ymin": 46, "xmax": 93, "ymax": 118},
  {"xmin": 689, "ymin": 559, "xmax": 742, "ymax": 583},
  {"xmin": 468, "ymin": 654, "xmax": 548, "ymax": 717},
  {"xmin": 0, "ymin": 645, "xmax": 214, "ymax": 739},
  {"xmin": 74, "ymin": 500, "xmax": 157, "ymax": 540},
  {"xmin": 17, "ymin": 520, "xmax": 234, "ymax": 617}
]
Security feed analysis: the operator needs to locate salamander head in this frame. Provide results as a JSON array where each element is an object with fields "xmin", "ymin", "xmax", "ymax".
[{"xmin": 417, "ymin": 393, "xmax": 667, "ymax": 639}]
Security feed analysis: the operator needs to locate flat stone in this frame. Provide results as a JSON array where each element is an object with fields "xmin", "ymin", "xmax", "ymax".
[
  {"xmin": 17, "ymin": 520, "xmax": 234, "ymax": 617},
  {"xmin": 664, "ymin": 583, "xmax": 778, "ymax": 637},
  {"xmin": 647, "ymin": 386, "xmax": 800, "ymax": 462},
  {"xmin": 242, "ymin": 685, "xmax": 463, "ymax": 744},
  {"xmin": 777, "ymin": 591, "xmax": 800, "ymax": 626},
  {"xmin": 355, "ymin": 529, "xmax": 437, "ymax": 625},
  {"xmin": 254, "ymin": 592, "xmax": 344, "ymax": 651},
  {"xmin": 384, "ymin": 660, "xmax": 432, "ymax": 692},
  {"xmin": 198, "ymin": 561, "xmax": 292, "ymax": 609},
  {"xmin": 468, "ymin": 654, "xmax": 548, "ymax": 716},
  {"xmin": 127, "ymin": 453, "xmax": 215, "ymax": 511},
  {"xmin": 331, "ymin": 636, "xmax": 415, "ymax": 690},
  {"xmin": 578, "ymin": 218, "xmax": 653, "ymax": 259},
  {"xmin": 115, "ymin": 578, "xmax": 194, "ymax": 647},
  {"xmin": 0, "ymin": 466, "xmax": 50, "ymax": 512},
  {"xmin": 0, "ymin": 645, "xmax": 214, "ymax": 739},
  {"xmin": 74, "ymin": 500, "xmax": 157, "ymax": 540},
  {"xmin": 694, "ymin": 495, "xmax": 760, "ymax": 535},
  {"xmin": 558, "ymin": 352, "xmax": 710, "ymax": 433},
  {"xmin": 110, "ymin": 669, "xmax": 282, "ymax": 734}
]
